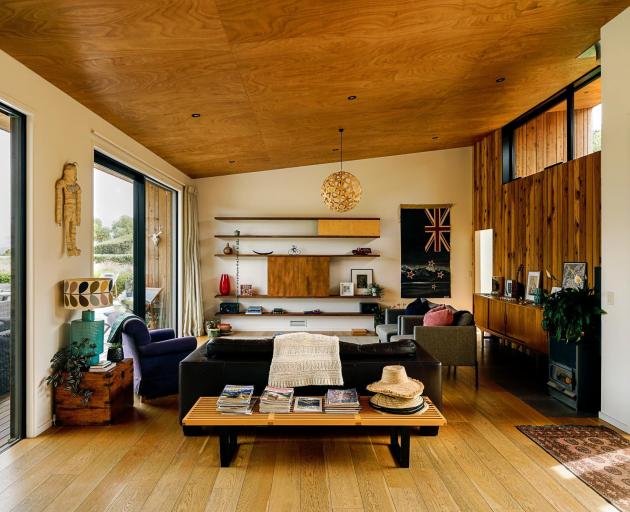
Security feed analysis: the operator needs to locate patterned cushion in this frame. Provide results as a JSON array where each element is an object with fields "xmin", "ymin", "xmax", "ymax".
[{"xmin": 423, "ymin": 307, "xmax": 454, "ymax": 326}]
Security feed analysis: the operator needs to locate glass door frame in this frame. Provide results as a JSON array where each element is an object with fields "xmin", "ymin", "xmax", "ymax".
[
  {"xmin": 94, "ymin": 151, "xmax": 178, "ymax": 329},
  {"xmin": 0, "ymin": 100, "xmax": 26, "ymax": 448}
]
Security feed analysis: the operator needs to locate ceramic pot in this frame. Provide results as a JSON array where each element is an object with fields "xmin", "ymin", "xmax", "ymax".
[
  {"xmin": 223, "ymin": 243, "xmax": 233, "ymax": 255},
  {"xmin": 219, "ymin": 274, "xmax": 231, "ymax": 295}
]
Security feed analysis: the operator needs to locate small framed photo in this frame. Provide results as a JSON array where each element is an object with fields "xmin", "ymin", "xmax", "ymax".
[
  {"xmin": 551, "ymin": 286, "xmax": 562, "ymax": 295},
  {"xmin": 505, "ymin": 279, "xmax": 514, "ymax": 298},
  {"xmin": 339, "ymin": 282, "xmax": 354, "ymax": 297},
  {"xmin": 350, "ymin": 269, "xmax": 373, "ymax": 296},
  {"xmin": 562, "ymin": 262, "xmax": 587, "ymax": 289},
  {"xmin": 525, "ymin": 271, "xmax": 541, "ymax": 301},
  {"xmin": 240, "ymin": 284, "xmax": 253, "ymax": 296}
]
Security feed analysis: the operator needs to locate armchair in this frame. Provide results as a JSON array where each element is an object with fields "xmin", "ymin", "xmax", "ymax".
[
  {"xmin": 413, "ymin": 324, "xmax": 478, "ymax": 388},
  {"xmin": 376, "ymin": 302, "xmax": 438, "ymax": 343},
  {"xmin": 121, "ymin": 318, "xmax": 197, "ymax": 398}
]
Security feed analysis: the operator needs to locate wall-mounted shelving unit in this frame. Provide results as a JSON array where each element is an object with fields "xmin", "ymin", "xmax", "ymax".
[
  {"xmin": 214, "ymin": 253, "xmax": 379, "ymax": 258},
  {"xmin": 213, "ymin": 216, "xmax": 382, "ymax": 321},
  {"xmin": 215, "ymin": 312, "xmax": 375, "ymax": 317},
  {"xmin": 214, "ymin": 294, "xmax": 380, "ymax": 299}
]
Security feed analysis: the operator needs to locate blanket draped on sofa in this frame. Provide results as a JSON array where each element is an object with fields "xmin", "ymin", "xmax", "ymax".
[{"xmin": 268, "ymin": 332, "xmax": 343, "ymax": 387}]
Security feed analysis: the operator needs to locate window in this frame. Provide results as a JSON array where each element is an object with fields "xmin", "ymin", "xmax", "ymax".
[
  {"xmin": 502, "ymin": 67, "xmax": 600, "ymax": 182},
  {"xmin": 93, "ymin": 152, "xmax": 177, "ymax": 331},
  {"xmin": 0, "ymin": 102, "xmax": 26, "ymax": 449},
  {"xmin": 573, "ymin": 76, "xmax": 601, "ymax": 158}
]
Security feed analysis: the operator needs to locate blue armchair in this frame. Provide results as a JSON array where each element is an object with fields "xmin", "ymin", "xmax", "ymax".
[{"xmin": 121, "ymin": 318, "xmax": 197, "ymax": 399}]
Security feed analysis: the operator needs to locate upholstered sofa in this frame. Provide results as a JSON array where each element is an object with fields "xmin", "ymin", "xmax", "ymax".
[{"xmin": 179, "ymin": 337, "xmax": 443, "ymax": 433}]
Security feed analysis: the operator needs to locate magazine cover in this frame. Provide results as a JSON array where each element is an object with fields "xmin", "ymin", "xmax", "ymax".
[
  {"xmin": 220, "ymin": 384, "xmax": 254, "ymax": 400},
  {"xmin": 294, "ymin": 397, "xmax": 323, "ymax": 413},
  {"xmin": 262, "ymin": 386, "xmax": 294, "ymax": 401},
  {"xmin": 326, "ymin": 388, "xmax": 359, "ymax": 404}
]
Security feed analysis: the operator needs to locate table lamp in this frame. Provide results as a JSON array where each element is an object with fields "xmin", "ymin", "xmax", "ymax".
[{"xmin": 63, "ymin": 277, "xmax": 113, "ymax": 365}]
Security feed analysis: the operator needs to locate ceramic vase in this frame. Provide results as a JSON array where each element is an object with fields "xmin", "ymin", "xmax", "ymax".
[{"xmin": 219, "ymin": 274, "xmax": 231, "ymax": 296}]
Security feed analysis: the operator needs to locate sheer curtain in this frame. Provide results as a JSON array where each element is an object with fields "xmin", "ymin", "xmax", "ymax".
[{"xmin": 182, "ymin": 185, "xmax": 204, "ymax": 336}]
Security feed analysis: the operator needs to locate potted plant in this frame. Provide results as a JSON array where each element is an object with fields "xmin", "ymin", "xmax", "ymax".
[
  {"xmin": 541, "ymin": 286, "xmax": 605, "ymax": 411},
  {"xmin": 369, "ymin": 283, "xmax": 384, "ymax": 297},
  {"xmin": 107, "ymin": 341, "xmax": 124, "ymax": 363},
  {"xmin": 46, "ymin": 338, "xmax": 96, "ymax": 405}
]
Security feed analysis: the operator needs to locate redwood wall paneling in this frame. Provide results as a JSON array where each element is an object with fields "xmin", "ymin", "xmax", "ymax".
[
  {"xmin": 145, "ymin": 181, "xmax": 174, "ymax": 329},
  {"xmin": 473, "ymin": 130, "xmax": 601, "ymax": 291}
]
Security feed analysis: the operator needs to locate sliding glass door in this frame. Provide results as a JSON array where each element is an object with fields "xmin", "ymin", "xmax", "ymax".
[
  {"xmin": 0, "ymin": 102, "xmax": 26, "ymax": 449},
  {"xmin": 93, "ymin": 152, "xmax": 177, "ymax": 330}
]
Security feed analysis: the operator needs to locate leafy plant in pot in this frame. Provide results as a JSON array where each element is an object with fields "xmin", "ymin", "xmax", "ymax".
[
  {"xmin": 541, "ymin": 286, "xmax": 605, "ymax": 411},
  {"xmin": 46, "ymin": 338, "xmax": 96, "ymax": 405},
  {"xmin": 542, "ymin": 286, "xmax": 605, "ymax": 344},
  {"xmin": 107, "ymin": 341, "xmax": 124, "ymax": 363}
]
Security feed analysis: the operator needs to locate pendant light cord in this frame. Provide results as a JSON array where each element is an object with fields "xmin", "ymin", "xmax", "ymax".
[{"xmin": 339, "ymin": 128, "xmax": 344, "ymax": 171}]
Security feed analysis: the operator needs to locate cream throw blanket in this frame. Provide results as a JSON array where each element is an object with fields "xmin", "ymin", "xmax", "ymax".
[{"xmin": 268, "ymin": 332, "xmax": 344, "ymax": 387}]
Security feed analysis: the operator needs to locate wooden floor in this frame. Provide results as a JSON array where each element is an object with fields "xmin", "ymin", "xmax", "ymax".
[
  {"xmin": 0, "ymin": 349, "xmax": 624, "ymax": 511},
  {"xmin": 0, "ymin": 393, "xmax": 9, "ymax": 447}
]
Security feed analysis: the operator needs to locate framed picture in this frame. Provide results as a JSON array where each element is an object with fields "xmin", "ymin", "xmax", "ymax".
[
  {"xmin": 562, "ymin": 262, "xmax": 587, "ymax": 289},
  {"xmin": 339, "ymin": 282, "xmax": 354, "ymax": 297},
  {"xmin": 551, "ymin": 286, "xmax": 562, "ymax": 295},
  {"xmin": 351, "ymin": 269, "xmax": 373, "ymax": 296},
  {"xmin": 525, "ymin": 271, "xmax": 541, "ymax": 301},
  {"xmin": 504, "ymin": 279, "xmax": 513, "ymax": 298},
  {"xmin": 240, "ymin": 284, "xmax": 253, "ymax": 296}
]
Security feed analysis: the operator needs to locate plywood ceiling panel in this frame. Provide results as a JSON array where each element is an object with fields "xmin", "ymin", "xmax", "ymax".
[{"xmin": 0, "ymin": 0, "xmax": 626, "ymax": 177}]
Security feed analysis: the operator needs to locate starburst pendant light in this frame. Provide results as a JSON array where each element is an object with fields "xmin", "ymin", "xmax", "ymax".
[{"xmin": 321, "ymin": 128, "xmax": 362, "ymax": 213}]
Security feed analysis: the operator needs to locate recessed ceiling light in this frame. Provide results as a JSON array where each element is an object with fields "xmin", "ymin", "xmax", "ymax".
[
  {"xmin": 191, "ymin": 113, "xmax": 201, "ymax": 118},
  {"xmin": 228, "ymin": 160, "xmax": 236, "ymax": 164},
  {"xmin": 495, "ymin": 77, "xmax": 506, "ymax": 83},
  {"xmin": 347, "ymin": 95, "xmax": 357, "ymax": 100}
]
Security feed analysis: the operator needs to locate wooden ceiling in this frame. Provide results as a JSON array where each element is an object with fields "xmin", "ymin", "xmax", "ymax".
[{"xmin": 0, "ymin": 1, "xmax": 627, "ymax": 178}]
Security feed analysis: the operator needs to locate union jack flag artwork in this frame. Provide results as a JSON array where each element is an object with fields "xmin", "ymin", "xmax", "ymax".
[
  {"xmin": 424, "ymin": 207, "xmax": 451, "ymax": 253},
  {"xmin": 400, "ymin": 205, "xmax": 451, "ymax": 298}
]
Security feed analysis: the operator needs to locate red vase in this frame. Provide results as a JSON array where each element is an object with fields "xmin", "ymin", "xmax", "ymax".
[{"xmin": 219, "ymin": 274, "xmax": 231, "ymax": 296}]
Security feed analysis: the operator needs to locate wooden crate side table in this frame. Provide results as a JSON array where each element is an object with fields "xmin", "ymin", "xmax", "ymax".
[
  {"xmin": 182, "ymin": 396, "xmax": 446, "ymax": 467},
  {"xmin": 54, "ymin": 358, "xmax": 134, "ymax": 425}
]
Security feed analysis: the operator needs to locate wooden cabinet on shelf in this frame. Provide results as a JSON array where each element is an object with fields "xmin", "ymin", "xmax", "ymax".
[
  {"xmin": 473, "ymin": 294, "xmax": 547, "ymax": 354},
  {"xmin": 267, "ymin": 256, "xmax": 329, "ymax": 297}
]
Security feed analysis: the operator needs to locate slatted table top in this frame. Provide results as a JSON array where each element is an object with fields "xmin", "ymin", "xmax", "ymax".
[{"xmin": 182, "ymin": 396, "xmax": 446, "ymax": 427}]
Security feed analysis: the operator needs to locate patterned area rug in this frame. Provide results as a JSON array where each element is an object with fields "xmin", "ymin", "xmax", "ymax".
[{"xmin": 517, "ymin": 425, "xmax": 630, "ymax": 511}]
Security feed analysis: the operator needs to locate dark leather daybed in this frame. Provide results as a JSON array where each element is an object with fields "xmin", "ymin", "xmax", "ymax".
[{"xmin": 179, "ymin": 337, "xmax": 442, "ymax": 433}]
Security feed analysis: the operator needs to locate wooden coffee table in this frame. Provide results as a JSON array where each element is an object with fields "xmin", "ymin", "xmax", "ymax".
[{"xmin": 182, "ymin": 396, "xmax": 446, "ymax": 467}]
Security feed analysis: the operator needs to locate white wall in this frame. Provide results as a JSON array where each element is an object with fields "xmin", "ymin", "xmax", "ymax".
[
  {"xmin": 600, "ymin": 6, "xmax": 630, "ymax": 433},
  {"xmin": 0, "ymin": 49, "xmax": 191, "ymax": 437},
  {"xmin": 196, "ymin": 147, "xmax": 473, "ymax": 331}
]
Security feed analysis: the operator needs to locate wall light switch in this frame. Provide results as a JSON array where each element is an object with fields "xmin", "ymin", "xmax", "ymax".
[{"xmin": 606, "ymin": 291, "xmax": 615, "ymax": 306}]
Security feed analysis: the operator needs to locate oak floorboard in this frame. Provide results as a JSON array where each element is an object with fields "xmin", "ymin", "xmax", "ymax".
[
  {"xmin": 299, "ymin": 437, "xmax": 331, "ymax": 512},
  {"xmin": 267, "ymin": 438, "xmax": 301, "ymax": 512},
  {"xmin": 234, "ymin": 434, "xmax": 277, "ymax": 512},
  {"xmin": 171, "ymin": 436, "xmax": 220, "ymax": 512},
  {"xmin": 324, "ymin": 436, "xmax": 363, "ymax": 511}
]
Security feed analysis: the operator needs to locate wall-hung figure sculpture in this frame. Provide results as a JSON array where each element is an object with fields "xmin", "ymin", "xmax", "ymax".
[{"xmin": 55, "ymin": 162, "xmax": 82, "ymax": 256}]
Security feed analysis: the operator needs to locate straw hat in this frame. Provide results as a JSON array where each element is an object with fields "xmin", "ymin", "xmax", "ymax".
[
  {"xmin": 369, "ymin": 393, "xmax": 424, "ymax": 410},
  {"xmin": 366, "ymin": 365, "xmax": 424, "ymax": 399}
]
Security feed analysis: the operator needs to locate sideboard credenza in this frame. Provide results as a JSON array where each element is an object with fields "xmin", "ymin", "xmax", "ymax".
[{"xmin": 473, "ymin": 293, "xmax": 547, "ymax": 354}]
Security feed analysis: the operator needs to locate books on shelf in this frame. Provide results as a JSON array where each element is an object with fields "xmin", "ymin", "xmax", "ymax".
[
  {"xmin": 260, "ymin": 386, "xmax": 294, "ymax": 413},
  {"xmin": 217, "ymin": 384, "xmax": 256, "ymax": 414},
  {"xmin": 89, "ymin": 361, "xmax": 115, "ymax": 373},
  {"xmin": 325, "ymin": 388, "xmax": 361, "ymax": 413},
  {"xmin": 293, "ymin": 397, "xmax": 323, "ymax": 413}
]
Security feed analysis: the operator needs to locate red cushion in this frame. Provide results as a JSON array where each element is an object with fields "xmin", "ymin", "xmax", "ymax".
[{"xmin": 423, "ymin": 306, "xmax": 454, "ymax": 326}]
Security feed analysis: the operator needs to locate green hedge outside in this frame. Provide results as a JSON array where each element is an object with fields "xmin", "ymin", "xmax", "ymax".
[{"xmin": 94, "ymin": 254, "xmax": 133, "ymax": 264}]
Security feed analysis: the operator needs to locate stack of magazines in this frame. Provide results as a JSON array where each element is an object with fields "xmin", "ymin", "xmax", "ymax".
[
  {"xmin": 324, "ymin": 388, "xmax": 361, "ymax": 413},
  {"xmin": 217, "ymin": 384, "xmax": 256, "ymax": 414},
  {"xmin": 259, "ymin": 386, "xmax": 294, "ymax": 413}
]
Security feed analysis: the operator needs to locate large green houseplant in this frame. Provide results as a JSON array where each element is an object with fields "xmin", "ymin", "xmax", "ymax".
[
  {"xmin": 542, "ymin": 286, "xmax": 605, "ymax": 343},
  {"xmin": 46, "ymin": 338, "xmax": 96, "ymax": 404}
]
